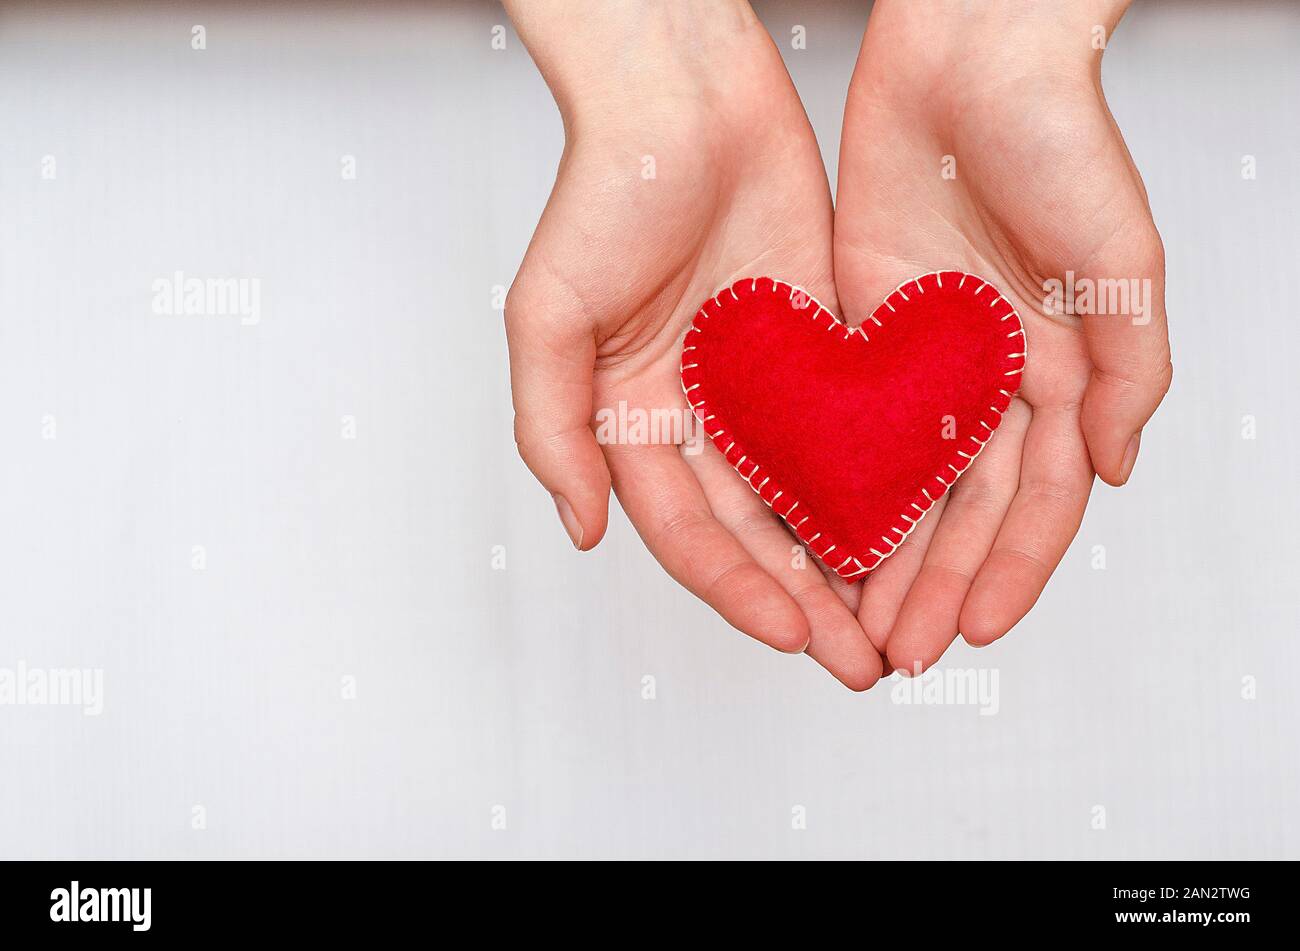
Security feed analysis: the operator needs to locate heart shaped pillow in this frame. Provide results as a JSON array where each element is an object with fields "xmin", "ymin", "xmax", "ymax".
[{"xmin": 680, "ymin": 272, "xmax": 1025, "ymax": 579}]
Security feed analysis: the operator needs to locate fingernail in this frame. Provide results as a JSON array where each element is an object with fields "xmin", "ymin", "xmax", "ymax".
[
  {"xmin": 552, "ymin": 493, "xmax": 583, "ymax": 549},
  {"xmin": 1119, "ymin": 431, "xmax": 1142, "ymax": 483}
]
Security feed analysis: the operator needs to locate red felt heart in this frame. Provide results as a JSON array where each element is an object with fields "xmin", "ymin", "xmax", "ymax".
[{"xmin": 680, "ymin": 272, "xmax": 1025, "ymax": 580}]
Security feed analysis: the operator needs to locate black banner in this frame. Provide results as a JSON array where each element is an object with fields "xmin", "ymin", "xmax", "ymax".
[{"xmin": 0, "ymin": 860, "xmax": 1278, "ymax": 939}]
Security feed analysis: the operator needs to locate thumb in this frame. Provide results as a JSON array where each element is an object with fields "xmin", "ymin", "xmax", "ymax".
[
  {"xmin": 1076, "ymin": 222, "xmax": 1173, "ymax": 486},
  {"xmin": 504, "ymin": 267, "xmax": 611, "ymax": 550}
]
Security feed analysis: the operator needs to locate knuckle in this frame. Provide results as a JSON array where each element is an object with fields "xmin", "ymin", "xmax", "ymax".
[
  {"xmin": 513, "ymin": 419, "xmax": 588, "ymax": 469},
  {"xmin": 948, "ymin": 477, "xmax": 1009, "ymax": 517},
  {"xmin": 1019, "ymin": 479, "xmax": 1078, "ymax": 510},
  {"xmin": 504, "ymin": 269, "xmax": 564, "ymax": 336},
  {"xmin": 991, "ymin": 544, "xmax": 1051, "ymax": 581},
  {"xmin": 512, "ymin": 421, "xmax": 540, "ymax": 468},
  {"xmin": 1155, "ymin": 357, "xmax": 1174, "ymax": 396},
  {"xmin": 503, "ymin": 279, "xmax": 536, "ymax": 333},
  {"xmin": 1092, "ymin": 357, "xmax": 1173, "ymax": 398},
  {"xmin": 787, "ymin": 579, "xmax": 827, "ymax": 603},
  {"xmin": 922, "ymin": 561, "xmax": 977, "ymax": 586},
  {"xmin": 1138, "ymin": 226, "xmax": 1166, "ymax": 274},
  {"xmin": 704, "ymin": 560, "xmax": 769, "ymax": 606},
  {"xmin": 730, "ymin": 506, "xmax": 780, "ymax": 541},
  {"xmin": 656, "ymin": 505, "xmax": 714, "ymax": 542},
  {"xmin": 512, "ymin": 415, "xmax": 559, "ymax": 467}
]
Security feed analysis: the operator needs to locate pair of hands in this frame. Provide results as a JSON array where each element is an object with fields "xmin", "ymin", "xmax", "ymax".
[{"xmin": 503, "ymin": 0, "xmax": 1171, "ymax": 690}]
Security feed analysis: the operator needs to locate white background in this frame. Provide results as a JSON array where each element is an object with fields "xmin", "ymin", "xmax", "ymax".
[{"xmin": 1, "ymin": 0, "xmax": 1297, "ymax": 859}]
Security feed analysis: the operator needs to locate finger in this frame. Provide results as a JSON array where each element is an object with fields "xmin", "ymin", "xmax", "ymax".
[
  {"xmin": 607, "ymin": 443, "xmax": 810, "ymax": 654},
  {"xmin": 686, "ymin": 443, "xmax": 882, "ymax": 690},
  {"xmin": 961, "ymin": 405, "xmax": 1094, "ymax": 645},
  {"xmin": 1075, "ymin": 221, "xmax": 1173, "ymax": 486},
  {"xmin": 821, "ymin": 564, "xmax": 862, "ymax": 615},
  {"xmin": 504, "ymin": 269, "xmax": 611, "ymax": 550},
  {"xmin": 886, "ymin": 400, "xmax": 1030, "ymax": 675},
  {"xmin": 856, "ymin": 493, "xmax": 946, "ymax": 654}
]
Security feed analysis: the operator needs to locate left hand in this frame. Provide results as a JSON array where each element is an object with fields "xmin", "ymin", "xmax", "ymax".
[{"xmin": 835, "ymin": 0, "xmax": 1172, "ymax": 674}]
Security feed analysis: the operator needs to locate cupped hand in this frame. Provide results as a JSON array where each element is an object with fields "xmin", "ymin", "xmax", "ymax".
[
  {"xmin": 504, "ymin": 3, "xmax": 884, "ymax": 688},
  {"xmin": 835, "ymin": 0, "xmax": 1171, "ymax": 674}
]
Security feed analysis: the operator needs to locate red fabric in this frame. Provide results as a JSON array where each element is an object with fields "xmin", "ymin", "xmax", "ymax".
[{"xmin": 680, "ymin": 272, "xmax": 1025, "ymax": 579}]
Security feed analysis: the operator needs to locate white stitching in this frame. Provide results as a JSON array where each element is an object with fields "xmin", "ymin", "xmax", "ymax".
[{"xmin": 679, "ymin": 270, "xmax": 1025, "ymax": 578}]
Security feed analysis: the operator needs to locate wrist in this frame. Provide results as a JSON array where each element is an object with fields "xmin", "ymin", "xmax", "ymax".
[
  {"xmin": 505, "ymin": 0, "xmax": 772, "ymax": 136},
  {"xmin": 863, "ymin": 0, "xmax": 1131, "ymax": 95},
  {"xmin": 871, "ymin": 0, "xmax": 1132, "ymax": 39}
]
